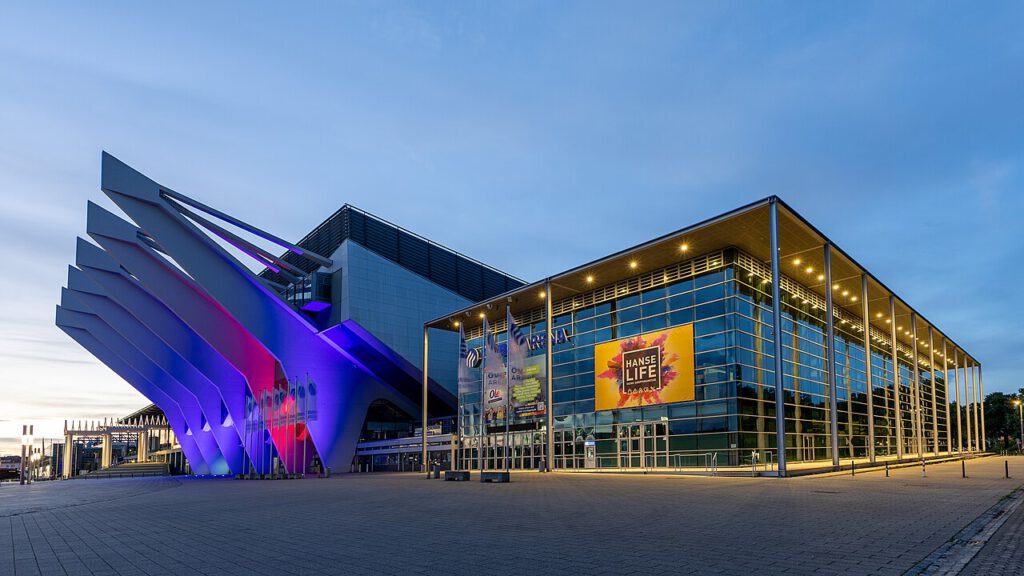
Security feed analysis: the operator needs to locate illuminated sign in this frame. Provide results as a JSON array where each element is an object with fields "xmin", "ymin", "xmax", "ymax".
[
  {"xmin": 465, "ymin": 327, "xmax": 571, "ymax": 368},
  {"xmin": 621, "ymin": 346, "xmax": 661, "ymax": 394},
  {"xmin": 594, "ymin": 324, "xmax": 695, "ymax": 410}
]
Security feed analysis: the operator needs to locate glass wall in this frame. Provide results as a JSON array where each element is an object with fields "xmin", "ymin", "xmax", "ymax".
[{"xmin": 455, "ymin": 248, "xmax": 950, "ymax": 470}]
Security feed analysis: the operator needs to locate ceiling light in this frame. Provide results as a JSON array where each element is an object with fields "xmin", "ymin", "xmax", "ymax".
[
  {"xmin": 805, "ymin": 266, "xmax": 814, "ymax": 274},
  {"xmin": 478, "ymin": 312, "xmax": 485, "ymax": 319},
  {"xmin": 680, "ymin": 243, "xmax": 689, "ymax": 252},
  {"xmin": 832, "ymin": 284, "xmax": 839, "ymax": 290},
  {"xmin": 850, "ymin": 296, "xmax": 858, "ymax": 301},
  {"xmin": 841, "ymin": 290, "xmax": 849, "ymax": 297},
  {"xmin": 586, "ymin": 275, "xmax": 594, "ymax": 283},
  {"xmin": 793, "ymin": 258, "xmax": 802, "ymax": 265},
  {"xmin": 817, "ymin": 274, "xmax": 825, "ymax": 281},
  {"xmin": 453, "ymin": 321, "xmax": 460, "ymax": 327},
  {"xmin": 876, "ymin": 312, "xmax": 883, "ymax": 318},
  {"xmin": 629, "ymin": 261, "xmax": 637, "ymax": 269},
  {"xmin": 539, "ymin": 291, "xmax": 546, "ymax": 299}
]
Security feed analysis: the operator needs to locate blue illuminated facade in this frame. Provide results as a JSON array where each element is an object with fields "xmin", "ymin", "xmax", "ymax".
[{"xmin": 57, "ymin": 153, "xmax": 522, "ymax": 477}]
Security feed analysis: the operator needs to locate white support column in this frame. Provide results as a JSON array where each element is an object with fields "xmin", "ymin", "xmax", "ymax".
[
  {"xmin": 974, "ymin": 364, "xmax": 983, "ymax": 450},
  {"xmin": 929, "ymin": 328, "xmax": 938, "ymax": 455},
  {"xmin": 63, "ymin": 432, "xmax": 74, "ymax": 479},
  {"xmin": 889, "ymin": 296, "xmax": 903, "ymax": 460},
  {"xmin": 823, "ymin": 243, "xmax": 839, "ymax": 468},
  {"xmin": 911, "ymin": 314, "xmax": 922, "ymax": 459},
  {"xmin": 101, "ymin": 431, "xmax": 112, "ymax": 469},
  {"xmin": 943, "ymin": 340, "xmax": 951, "ymax": 454},
  {"xmin": 963, "ymin": 358, "xmax": 972, "ymax": 452},
  {"xmin": 545, "ymin": 279, "xmax": 554, "ymax": 472},
  {"xmin": 861, "ymin": 276, "xmax": 875, "ymax": 463},
  {"xmin": 769, "ymin": 199, "xmax": 787, "ymax": 476},
  {"xmin": 422, "ymin": 325, "xmax": 429, "ymax": 477},
  {"xmin": 138, "ymin": 429, "xmax": 148, "ymax": 463},
  {"xmin": 972, "ymin": 364, "xmax": 981, "ymax": 452}
]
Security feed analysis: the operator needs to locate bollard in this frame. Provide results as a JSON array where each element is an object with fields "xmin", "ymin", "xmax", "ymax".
[
  {"xmin": 885, "ymin": 461, "xmax": 889, "ymax": 477},
  {"xmin": 851, "ymin": 460, "xmax": 855, "ymax": 477},
  {"xmin": 921, "ymin": 460, "xmax": 926, "ymax": 478},
  {"xmin": 1006, "ymin": 460, "xmax": 1010, "ymax": 479},
  {"xmin": 961, "ymin": 459, "xmax": 966, "ymax": 479}
]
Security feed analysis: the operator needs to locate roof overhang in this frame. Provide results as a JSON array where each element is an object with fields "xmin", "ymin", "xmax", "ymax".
[{"xmin": 426, "ymin": 196, "xmax": 976, "ymax": 366}]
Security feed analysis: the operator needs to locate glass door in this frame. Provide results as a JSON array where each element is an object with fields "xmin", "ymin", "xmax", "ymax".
[
  {"xmin": 617, "ymin": 423, "xmax": 642, "ymax": 468},
  {"xmin": 643, "ymin": 422, "xmax": 669, "ymax": 468}
]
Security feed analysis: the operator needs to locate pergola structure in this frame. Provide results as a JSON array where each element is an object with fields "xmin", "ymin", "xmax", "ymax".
[{"xmin": 61, "ymin": 414, "xmax": 169, "ymax": 478}]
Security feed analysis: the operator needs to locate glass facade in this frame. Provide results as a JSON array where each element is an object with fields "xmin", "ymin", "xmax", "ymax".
[{"xmin": 455, "ymin": 248, "xmax": 951, "ymax": 471}]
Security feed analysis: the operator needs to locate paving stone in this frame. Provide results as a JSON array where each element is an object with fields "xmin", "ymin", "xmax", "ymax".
[{"xmin": 1, "ymin": 457, "xmax": 1023, "ymax": 575}]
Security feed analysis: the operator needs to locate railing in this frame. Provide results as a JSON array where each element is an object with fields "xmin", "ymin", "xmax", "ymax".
[{"xmin": 704, "ymin": 452, "xmax": 718, "ymax": 476}]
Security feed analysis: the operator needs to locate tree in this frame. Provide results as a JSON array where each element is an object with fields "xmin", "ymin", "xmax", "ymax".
[{"xmin": 984, "ymin": 392, "xmax": 1022, "ymax": 451}]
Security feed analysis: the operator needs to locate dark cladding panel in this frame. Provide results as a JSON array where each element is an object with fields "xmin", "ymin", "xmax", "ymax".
[
  {"xmin": 482, "ymin": 268, "xmax": 509, "ymax": 300},
  {"xmin": 456, "ymin": 258, "xmax": 484, "ymax": 302},
  {"xmin": 364, "ymin": 216, "xmax": 400, "ymax": 261},
  {"xmin": 428, "ymin": 245, "xmax": 459, "ymax": 294},
  {"xmin": 347, "ymin": 209, "xmax": 367, "ymax": 246},
  {"xmin": 258, "ymin": 203, "xmax": 523, "ymax": 302},
  {"xmin": 397, "ymin": 232, "xmax": 430, "ymax": 277}
]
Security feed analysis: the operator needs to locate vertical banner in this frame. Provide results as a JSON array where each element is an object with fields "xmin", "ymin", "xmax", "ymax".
[
  {"xmin": 458, "ymin": 324, "xmax": 474, "ymax": 395},
  {"xmin": 507, "ymin": 309, "xmax": 546, "ymax": 418},
  {"xmin": 482, "ymin": 318, "xmax": 507, "ymax": 423}
]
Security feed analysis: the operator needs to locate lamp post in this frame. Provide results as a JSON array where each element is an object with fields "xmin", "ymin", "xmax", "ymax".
[
  {"xmin": 20, "ymin": 425, "xmax": 33, "ymax": 485},
  {"xmin": 1013, "ymin": 399, "xmax": 1023, "ymax": 454}
]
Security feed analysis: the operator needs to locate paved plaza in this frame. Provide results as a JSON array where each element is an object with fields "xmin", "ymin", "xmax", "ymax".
[{"xmin": 2, "ymin": 456, "xmax": 1023, "ymax": 576}]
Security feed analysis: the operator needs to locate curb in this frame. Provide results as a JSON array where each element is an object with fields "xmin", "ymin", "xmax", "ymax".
[{"xmin": 903, "ymin": 484, "xmax": 1024, "ymax": 575}]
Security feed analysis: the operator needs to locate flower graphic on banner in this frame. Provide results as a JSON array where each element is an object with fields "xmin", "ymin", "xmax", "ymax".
[{"xmin": 597, "ymin": 332, "xmax": 680, "ymax": 407}]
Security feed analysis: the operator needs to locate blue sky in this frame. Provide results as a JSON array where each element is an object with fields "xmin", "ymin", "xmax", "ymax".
[{"xmin": 1, "ymin": 2, "xmax": 1022, "ymax": 454}]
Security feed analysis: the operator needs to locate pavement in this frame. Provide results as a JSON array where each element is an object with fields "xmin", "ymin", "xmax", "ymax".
[{"xmin": 2, "ymin": 456, "xmax": 1023, "ymax": 576}]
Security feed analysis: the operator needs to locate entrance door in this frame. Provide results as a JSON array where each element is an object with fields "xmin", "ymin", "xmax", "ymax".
[
  {"xmin": 618, "ymin": 423, "xmax": 641, "ymax": 468},
  {"xmin": 644, "ymin": 422, "xmax": 669, "ymax": 468},
  {"xmin": 617, "ymin": 422, "xmax": 668, "ymax": 468}
]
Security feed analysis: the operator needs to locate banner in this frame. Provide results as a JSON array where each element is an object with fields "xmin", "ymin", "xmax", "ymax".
[
  {"xmin": 507, "ymin": 309, "xmax": 546, "ymax": 418},
  {"xmin": 482, "ymin": 318, "xmax": 507, "ymax": 422},
  {"xmin": 594, "ymin": 324, "xmax": 695, "ymax": 411},
  {"xmin": 458, "ymin": 324, "xmax": 475, "ymax": 395}
]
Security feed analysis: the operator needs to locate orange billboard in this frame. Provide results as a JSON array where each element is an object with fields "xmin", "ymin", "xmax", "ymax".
[{"xmin": 594, "ymin": 324, "xmax": 695, "ymax": 411}]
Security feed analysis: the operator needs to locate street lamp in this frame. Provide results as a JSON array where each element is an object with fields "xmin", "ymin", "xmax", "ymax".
[
  {"xmin": 20, "ymin": 425, "xmax": 33, "ymax": 486},
  {"xmin": 1013, "ymin": 400, "xmax": 1023, "ymax": 454}
]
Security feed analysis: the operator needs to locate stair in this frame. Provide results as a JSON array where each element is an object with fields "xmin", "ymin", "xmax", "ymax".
[{"xmin": 78, "ymin": 461, "xmax": 170, "ymax": 479}]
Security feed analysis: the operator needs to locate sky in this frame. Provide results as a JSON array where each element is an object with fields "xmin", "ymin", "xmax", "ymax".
[{"xmin": 1, "ymin": 1, "xmax": 1022, "ymax": 456}]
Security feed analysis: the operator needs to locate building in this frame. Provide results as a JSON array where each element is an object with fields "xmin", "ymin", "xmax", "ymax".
[
  {"xmin": 57, "ymin": 153, "xmax": 521, "ymax": 476},
  {"xmin": 58, "ymin": 155, "xmax": 984, "ymax": 478},
  {"xmin": 423, "ymin": 197, "xmax": 985, "ymax": 476}
]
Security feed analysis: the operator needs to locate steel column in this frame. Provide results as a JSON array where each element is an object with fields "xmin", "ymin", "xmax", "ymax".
[
  {"xmin": 974, "ymin": 364, "xmax": 983, "ymax": 450},
  {"xmin": 889, "ymin": 296, "xmax": 902, "ymax": 460},
  {"xmin": 860, "ymin": 275, "xmax": 875, "ymax": 462},
  {"xmin": 545, "ymin": 279, "xmax": 554, "ymax": 472},
  {"xmin": 928, "ymin": 328, "xmax": 938, "ymax": 454},
  {"xmin": 972, "ymin": 364, "xmax": 981, "ymax": 452},
  {"xmin": 422, "ymin": 325, "xmax": 429, "ymax": 477},
  {"xmin": 769, "ymin": 199, "xmax": 787, "ymax": 476},
  {"xmin": 823, "ymin": 243, "xmax": 839, "ymax": 467},
  {"xmin": 911, "ymin": 314, "xmax": 922, "ymax": 458},
  {"xmin": 943, "ymin": 340, "xmax": 951, "ymax": 454},
  {"xmin": 963, "ymin": 356, "xmax": 972, "ymax": 452}
]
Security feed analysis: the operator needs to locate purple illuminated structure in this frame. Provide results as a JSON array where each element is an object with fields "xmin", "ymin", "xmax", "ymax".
[{"xmin": 57, "ymin": 152, "xmax": 506, "ymax": 475}]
